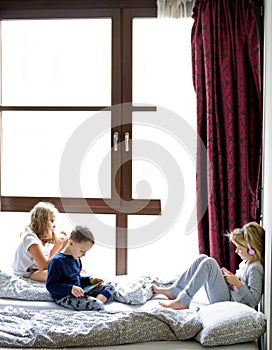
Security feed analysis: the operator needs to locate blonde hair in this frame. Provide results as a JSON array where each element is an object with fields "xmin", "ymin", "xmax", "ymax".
[
  {"xmin": 229, "ymin": 221, "xmax": 265, "ymax": 265},
  {"xmin": 26, "ymin": 202, "xmax": 59, "ymax": 243}
]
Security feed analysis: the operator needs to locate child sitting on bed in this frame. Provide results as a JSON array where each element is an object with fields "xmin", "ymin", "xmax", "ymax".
[
  {"xmin": 46, "ymin": 225, "xmax": 116, "ymax": 311},
  {"xmin": 12, "ymin": 201, "xmax": 68, "ymax": 282},
  {"xmin": 152, "ymin": 221, "xmax": 264, "ymax": 310}
]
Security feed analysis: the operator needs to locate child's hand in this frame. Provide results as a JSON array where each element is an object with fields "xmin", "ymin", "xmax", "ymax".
[
  {"xmin": 90, "ymin": 277, "xmax": 104, "ymax": 285},
  {"xmin": 225, "ymin": 274, "xmax": 243, "ymax": 288},
  {"xmin": 56, "ymin": 231, "xmax": 68, "ymax": 249},
  {"xmin": 221, "ymin": 267, "xmax": 231, "ymax": 276},
  {"xmin": 59, "ymin": 231, "xmax": 67, "ymax": 238},
  {"xmin": 221, "ymin": 268, "xmax": 243, "ymax": 289},
  {"xmin": 58, "ymin": 231, "xmax": 68, "ymax": 242},
  {"xmin": 71, "ymin": 285, "xmax": 84, "ymax": 298}
]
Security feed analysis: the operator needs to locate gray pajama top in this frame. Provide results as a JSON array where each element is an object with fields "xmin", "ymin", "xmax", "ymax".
[{"xmin": 230, "ymin": 260, "xmax": 263, "ymax": 308}]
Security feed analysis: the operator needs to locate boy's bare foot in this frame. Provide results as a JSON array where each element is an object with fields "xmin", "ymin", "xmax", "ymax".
[
  {"xmin": 159, "ymin": 299, "xmax": 189, "ymax": 310},
  {"xmin": 151, "ymin": 284, "xmax": 175, "ymax": 300}
]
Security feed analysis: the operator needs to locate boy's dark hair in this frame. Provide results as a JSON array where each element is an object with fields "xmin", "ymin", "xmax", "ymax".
[{"xmin": 70, "ymin": 225, "xmax": 95, "ymax": 244}]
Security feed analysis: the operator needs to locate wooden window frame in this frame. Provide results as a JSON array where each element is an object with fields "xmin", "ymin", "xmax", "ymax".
[{"xmin": 0, "ymin": 0, "xmax": 161, "ymax": 275}]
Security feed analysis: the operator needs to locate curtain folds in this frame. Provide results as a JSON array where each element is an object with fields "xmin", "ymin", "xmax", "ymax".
[
  {"xmin": 192, "ymin": 0, "xmax": 263, "ymax": 271},
  {"xmin": 157, "ymin": 0, "xmax": 197, "ymax": 18}
]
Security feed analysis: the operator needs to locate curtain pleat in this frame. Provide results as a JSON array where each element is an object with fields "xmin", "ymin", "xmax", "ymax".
[{"xmin": 192, "ymin": 0, "xmax": 263, "ymax": 270}]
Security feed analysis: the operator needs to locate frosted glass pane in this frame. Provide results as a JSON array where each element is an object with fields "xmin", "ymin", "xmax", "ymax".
[
  {"xmin": 131, "ymin": 109, "xmax": 197, "ymax": 274},
  {"xmin": 2, "ymin": 19, "xmax": 111, "ymax": 106},
  {"xmin": 132, "ymin": 108, "xmax": 197, "ymax": 217},
  {"xmin": 2, "ymin": 111, "xmax": 111, "ymax": 197},
  {"xmin": 66, "ymin": 213, "xmax": 116, "ymax": 277},
  {"xmin": 127, "ymin": 215, "xmax": 198, "ymax": 277},
  {"xmin": 130, "ymin": 19, "xmax": 198, "ymax": 276},
  {"xmin": 133, "ymin": 18, "xmax": 195, "ymax": 118}
]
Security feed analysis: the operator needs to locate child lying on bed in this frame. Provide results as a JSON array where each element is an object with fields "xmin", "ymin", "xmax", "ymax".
[
  {"xmin": 46, "ymin": 225, "xmax": 116, "ymax": 311},
  {"xmin": 152, "ymin": 221, "xmax": 264, "ymax": 310}
]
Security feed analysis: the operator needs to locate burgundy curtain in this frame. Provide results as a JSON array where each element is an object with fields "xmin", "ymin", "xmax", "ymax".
[{"xmin": 192, "ymin": 0, "xmax": 263, "ymax": 271}]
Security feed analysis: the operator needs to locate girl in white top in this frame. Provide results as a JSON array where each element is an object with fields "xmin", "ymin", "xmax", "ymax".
[{"xmin": 12, "ymin": 202, "xmax": 68, "ymax": 282}]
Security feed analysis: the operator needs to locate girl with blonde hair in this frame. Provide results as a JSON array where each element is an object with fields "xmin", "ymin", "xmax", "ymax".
[
  {"xmin": 152, "ymin": 221, "xmax": 265, "ymax": 310},
  {"xmin": 12, "ymin": 202, "xmax": 68, "ymax": 282}
]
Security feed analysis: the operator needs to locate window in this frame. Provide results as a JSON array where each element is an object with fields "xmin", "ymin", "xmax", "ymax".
[{"xmin": 0, "ymin": 1, "xmax": 198, "ymax": 276}]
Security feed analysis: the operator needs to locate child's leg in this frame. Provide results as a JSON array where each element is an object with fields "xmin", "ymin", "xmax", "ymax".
[
  {"xmin": 95, "ymin": 281, "xmax": 116, "ymax": 303},
  {"xmin": 179, "ymin": 256, "xmax": 230, "ymax": 305},
  {"xmin": 86, "ymin": 281, "xmax": 116, "ymax": 304},
  {"xmin": 56, "ymin": 295, "xmax": 105, "ymax": 311},
  {"xmin": 29, "ymin": 269, "xmax": 48, "ymax": 282},
  {"xmin": 152, "ymin": 254, "xmax": 209, "ymax": 300},
  {"xmin": 159, "ymin": 256, "xmax": 230, "ymax": 310},
  {"xmin": 168, "ymin": 254, "xmax": 209, "ymax": 297}
]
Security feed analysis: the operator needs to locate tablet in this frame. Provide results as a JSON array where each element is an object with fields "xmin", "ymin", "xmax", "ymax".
[{"xmin": 83, "ymin": 283, "xmax": 99, "ymax": 293}]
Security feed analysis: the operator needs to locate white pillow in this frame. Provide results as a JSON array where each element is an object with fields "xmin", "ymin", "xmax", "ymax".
[{"xmin": 195, "ymin": 301, "xmax": 266, "ymax": 346}]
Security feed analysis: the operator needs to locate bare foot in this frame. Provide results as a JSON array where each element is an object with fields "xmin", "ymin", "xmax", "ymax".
[
  {"xmin": 159, "ymin": 299, "xmax": 189, "ymax": 310},
  {"xmin": 151, "ymin": 284, "xmax": 175, "ymax": 300},
  {"xmin": 96, "ymin": 294, "xmax": 107, "ymax": 304}
]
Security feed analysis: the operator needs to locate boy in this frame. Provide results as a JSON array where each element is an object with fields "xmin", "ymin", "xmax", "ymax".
[{"xmin": 46, "ymin": 225, "xmax": 115, "ymax": 311}]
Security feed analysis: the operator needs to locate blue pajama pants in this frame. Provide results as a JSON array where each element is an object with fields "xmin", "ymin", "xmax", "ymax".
[
  {"xmin": 169, "ymin": 254, "xmax": 231, "ymax": 306},
  {"xmin": 55, "ymin": 281, "xmax": 116, "ymax": 311}
]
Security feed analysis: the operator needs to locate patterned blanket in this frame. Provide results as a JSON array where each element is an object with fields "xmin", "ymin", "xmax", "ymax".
[
  {"xmin": 0, "ymin": 269, "xmax": 174, "ymax": 304},
  {"xmin": 0, "ymin": 306, "xmax": 202, "ymax": 347},
  {"xmin": 0, "ymin": 270, "xmax": 204, "ymax": 348}
]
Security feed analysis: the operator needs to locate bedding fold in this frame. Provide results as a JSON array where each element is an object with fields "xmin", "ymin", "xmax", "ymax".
[{"xmin": 0, "ymin": 306, "xmax": 202, "ymax": 348}]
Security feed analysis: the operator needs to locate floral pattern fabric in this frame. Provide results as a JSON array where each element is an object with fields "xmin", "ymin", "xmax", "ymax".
[{"xmin": 192, "ymin": 0, "xmax": 263, "ymax": 270}]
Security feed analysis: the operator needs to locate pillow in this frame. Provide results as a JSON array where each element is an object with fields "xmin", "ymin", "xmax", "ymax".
[{"xmin": 195, "ymin": 301, "xmax": 266, "ymax": 346}]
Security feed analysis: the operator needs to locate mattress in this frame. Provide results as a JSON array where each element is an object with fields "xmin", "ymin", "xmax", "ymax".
[
  {"xmin": 0, "ymin": 272, "xmax": 262, "ymax": 350},
  {"xmin": 0, "ymin": 296, "xmax": 259, "ymax": 350}
]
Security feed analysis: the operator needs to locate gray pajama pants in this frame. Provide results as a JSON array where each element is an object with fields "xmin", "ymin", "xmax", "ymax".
[
  {"xmin": 56, "ymin": 281, "xmax": 116, "ymax": 311},
  {"xmin": 169, "ymin": 254, "xmax": 231, "ymax": 306}
]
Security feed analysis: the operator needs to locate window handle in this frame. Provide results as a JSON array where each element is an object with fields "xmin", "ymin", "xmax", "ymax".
[
  {"xmin": 113, "ymin": 132, "xmax": 118, "ymax": 151},
  {"xmin": 125, "ymin": 132, "xmax": 129, "ymax": 152}
]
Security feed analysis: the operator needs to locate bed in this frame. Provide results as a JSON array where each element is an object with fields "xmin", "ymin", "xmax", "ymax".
[{"xmin": 0, "ymin": 270, "xmax": 266, "ymax": 349}]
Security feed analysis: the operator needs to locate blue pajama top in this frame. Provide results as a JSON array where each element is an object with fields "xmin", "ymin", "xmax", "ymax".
[{"xmin": 46, "ymin": 252, "xmax": 91, "ymax": 301}]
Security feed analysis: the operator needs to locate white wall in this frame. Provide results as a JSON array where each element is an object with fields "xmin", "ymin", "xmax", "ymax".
[{"xmin": 262, "ymin": 1, "xmax": 272, "ymax": 349}]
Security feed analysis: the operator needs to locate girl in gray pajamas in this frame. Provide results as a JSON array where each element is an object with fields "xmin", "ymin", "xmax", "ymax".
[{"xmin": 152, "ymin": 221, "xmax": 264, "ymax": 310}]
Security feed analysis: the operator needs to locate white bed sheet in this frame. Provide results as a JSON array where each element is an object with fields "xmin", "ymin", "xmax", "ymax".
[{"xmin": 0, "ymin": 292, "xmax": 205, "ymax": 311}]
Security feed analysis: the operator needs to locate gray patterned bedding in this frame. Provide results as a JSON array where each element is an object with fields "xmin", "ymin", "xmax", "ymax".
[
  {"xmin": 0, "ymin": 306, "xmax": 202, "ymax": 348},
  {"xmin": 0, "ymin": 270, "xmax": 266, "ymax": 349},
  {"xmin": 0, "ymin": 269, "xmax": 168, "ymax": 303},
  {"xmin": 0, "ymin": 270, "xmax": 203, "ymax": 347}
]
